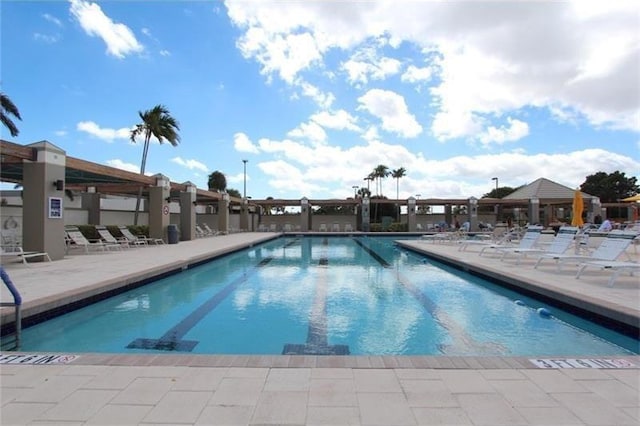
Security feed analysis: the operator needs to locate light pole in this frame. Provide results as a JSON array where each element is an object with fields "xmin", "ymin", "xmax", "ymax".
[
  {"xmin": 491, "ymin": 177, "xmax": 498, "ymax": 194},
  {"xmin": 242, "ymin": 159, "xmax": 248, "ymax": 199},
  {"xmin": 352, "ymin": 185, "xmax": 359, "ymax": 198}
]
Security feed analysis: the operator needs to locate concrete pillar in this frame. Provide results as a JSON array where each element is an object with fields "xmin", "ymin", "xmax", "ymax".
[
  {"xmin": 218, "ymin": 193, "xmax": 230, "ymax": 233},
  {"xmin": 22, "ymin": 141, "xmax": 66, "ymax": 260},
  {"xmin": 444, "ymin": 205, "xmax": 452, "ymax": 229},
  {"xmin": 467, "ymin": 196, "xmax": 478, "ymax": 231},
  {"xmin": 589, "ymin": 197, "xmax": 602, "ymax": 223},
  {"xmin": 81, "ymin": 187, "xmax": 101, "ymax": 225},
  {"xmin": 240, "ymin": 198, "xmax": 249, "ymax": 231},
  {"xmin": 300, "ymin": 197, "xmax": 310, "ymax": 231},
  {"xmin": 361, "ymin": 197, "xmax": 370, "ymax": 231},
  {"xmin": 529, "ymin": 197, "xmax": 540, "ymax": 226},
  {"xmin": 407, "ymin": 197, "xmax": 416, "ymax": 231},
  {"xmin": 179, "ymin": 182, "xmax": 197, "ymax": 241},
  {"xmin": 149, "ymin": 174, "xmax": 170, "ymax": 242}
]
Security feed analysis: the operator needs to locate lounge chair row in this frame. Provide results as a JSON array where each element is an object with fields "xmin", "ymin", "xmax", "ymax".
[
  {"xmin": 461, "ymin": 226, "xmax": 638, "ymax": 287},
  {"xmin": 65, "ymin": 226, "xmax": 164, "ymax": 254}
]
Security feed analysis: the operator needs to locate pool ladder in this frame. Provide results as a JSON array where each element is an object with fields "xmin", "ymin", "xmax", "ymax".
[{"xmin": 1, "ymin": 267, "xmax": 22, "ymax": 350}]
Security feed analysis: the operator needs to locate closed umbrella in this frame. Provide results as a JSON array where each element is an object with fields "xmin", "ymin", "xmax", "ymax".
[
  {"xmin": 571, "ymin": 189, "xmax": 584, "ymax": 227},
  {"xmin": 621, "ymin": 194, "xmax": 640, "ymax": 202}
]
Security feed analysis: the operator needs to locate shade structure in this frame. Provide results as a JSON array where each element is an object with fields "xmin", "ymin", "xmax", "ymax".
[
  {"xmin": 571, "ymin": 189, "xmax": 584, "ymax": 226},
  {"xmin": 621, "ymin": 194, "xmax": 640, "ymax": 202}
]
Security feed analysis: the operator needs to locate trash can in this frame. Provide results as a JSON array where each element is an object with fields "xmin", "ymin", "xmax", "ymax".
[{"xmin": 167, "ymin": 224, "xmax": 179, "ymax": 244}]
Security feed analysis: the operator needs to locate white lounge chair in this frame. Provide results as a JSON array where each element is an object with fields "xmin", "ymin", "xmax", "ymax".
[
  {"xmin": 344, "ymin": 223, "xmax": 353, "ymax": 232},
  {"xmin": 479, "ymin": 225, "xmax": 544, "ymax": 256},
  {"xmin": 499, "ymin": 226, "xmax": 579, "ymax": 264},
  {"xmin": 534, "ymin": 230, "xmax": 638, "ymax": 271},
  {"xmin": 118, "ymin": 226, "xmax": 163, "ymax": 245},
  {"xmin": 1, "ymin": 245, "xmax": 51, "ymax": 264},
  {"xmin": 96, "ymin": 226, "xmax": 130, "ymax": 248},
  {"xmin": 332, "ymin": 223, "xmax": 340, "ymax": 232},
  {"xmin": 319, "ymin": 223, "xmax": 327, "ymax": 232},
  {"xmin": 576, "ymin": 260, "xmax": 640, "ymax": 287},
  {"xmin": 66, "ymin": 226, "xmax": 119, "ymax": 253},
  {"xmin": 202, "ymin": 223, "xmax": 222, "ymax": 235}
]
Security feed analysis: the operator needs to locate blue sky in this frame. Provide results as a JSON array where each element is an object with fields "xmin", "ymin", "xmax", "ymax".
[{"xmin": 2, "ymin": 0, "xmax": 638, "ymax": 200}]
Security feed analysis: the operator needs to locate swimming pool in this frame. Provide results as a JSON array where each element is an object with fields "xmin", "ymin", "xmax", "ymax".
[{"xmin": 7, "ymin": 236, "xmax": 639, "ymax": 356}]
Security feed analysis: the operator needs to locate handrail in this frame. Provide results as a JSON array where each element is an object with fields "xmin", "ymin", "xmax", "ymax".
[{"xmin": 0, "ymin": 266, "xmax": 22, "ymax": 349}]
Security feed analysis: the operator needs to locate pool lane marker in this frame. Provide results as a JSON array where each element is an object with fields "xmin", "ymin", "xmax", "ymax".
[
  {"xmin": 127, "ymin": 257, "xmax": 273, "ymax": 352},
  {"xmin": 282, "ymin": 248, "xmax": 350, "ymax": 355},
  {"xmin": 354, "ymin": 239, "xmax": 507, "ymax": 355}
]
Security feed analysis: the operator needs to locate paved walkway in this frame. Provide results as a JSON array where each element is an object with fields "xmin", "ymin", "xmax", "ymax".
[{"xmin": 1, "ymin": 232, "xmax": 639, "ymax": 425}]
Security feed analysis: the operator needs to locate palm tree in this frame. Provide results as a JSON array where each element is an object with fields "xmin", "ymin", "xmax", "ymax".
[
  {"xmin": 208, "ymin": 171, "xmax": 227, "ymax": 192},
  {"xmin": 391, "ymin": 167, "xmax": 406, "ymax": 200},
  {"xmin": 1, "ymin": 92, "xmax": 22, "ymax": 137},
  {"xmin": 130, "ymin": 104, "xmax": 180, "ymax": 225},
  {"xmin": 373, "ymin": 164, "xmax": 389, "ymax": 196},
  {"xmin": 391, "ymin": 167, "xmax": 407, "ymax": 221},
  {"xmin": 364, "ymin": 173, "xmax": 375, "ymax": 194}
]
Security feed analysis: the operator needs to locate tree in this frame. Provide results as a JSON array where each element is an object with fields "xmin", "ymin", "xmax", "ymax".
[
  {"xmin": 208, "ymin": 171, "xmax": 227, "ymax": 191},
  {"xmin": 364, "ymin": 173, "xmax": 375, "ymax": 193},
  {"xmin": 391, "ymin": 167, "xmax": 407, "ymax": 221},
  {"xmin": 481, "ymin": 186, "xmax": 519, "ymax": 199},
  {"xmin": 130, "ymin": 104, "xmax": 180, "ymax": 225},
  {"xmin": 227, "ymin": 188, "xmax": 241, "ymax": 198},
  {"xmin": 391, "ymin": 167, "xmax": 406, "ymax": 200},
  {"xmin": 580, "ymin": 171, "xmax": 639, "ymax": 203},
  {"xmin": 1, "ymin": 92, "xmax": 22, "ymax": 137},
  {"xmin": 357, "ymin": 187, "xmax": 371, "ymax": 198},
  {"xmin": 373, "ymin": 164, "xmax": 389, "ymax": 196}
]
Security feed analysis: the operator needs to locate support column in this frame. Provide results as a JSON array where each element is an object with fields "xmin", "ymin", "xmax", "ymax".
[
  {"xmin": 149, "ymin": 174, "xmax": 170, "ymax": 242},
  {"xmin": 589, "ymin": 197, "xmax": 602, "ymax": 223},
  {"xmin": 467, "ymin": 196, "xmax": 478, "ymax": 231},
  {"xmin": 81, "ymin": 187, "xmax": 101, "ymax": 225},
  {"xmin": 179, "ymin": 182, "xmax": 197, "ymax": 241},
  {"xmin": 407, "ymin": 197, "xmax": 416, "ymax": 232},
  {"xmin": 22, "ymin": 141, "xmax": 66, "ymax": 260},
  {"xmin": 361, "ymin": 197, "xmax": 370, "ymax": 231},
  {"xmin": 529, "ymin": 197, "xmax": 540, "ymax": 226},
  {"xmin": 240, "ymin": 198, "xmax": 249, "ymax": 231},
  {"xmin": 218, "ymin": 193, "xmax": 230, "ymax": 233},
  {"xmin": 444, "ymin": 205, "xmax": 452, "ymax": 229},
  {"xmin": 300, "ymin": 197, "xmax": 310, "ymax": 231}
]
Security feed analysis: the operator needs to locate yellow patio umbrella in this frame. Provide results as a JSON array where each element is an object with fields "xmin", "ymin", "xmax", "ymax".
[
  {"xmin": 571, "ymin": 189, "xmax": 584, "ymax": 226},
  {"xmin": 621, "ymin": 194, "xmax": 640, "ymax": 202}
]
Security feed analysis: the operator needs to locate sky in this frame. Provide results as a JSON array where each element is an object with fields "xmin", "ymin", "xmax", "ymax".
[{"xmin": 2, "ymin": 0, "xmax": 639, "ymax": 200}]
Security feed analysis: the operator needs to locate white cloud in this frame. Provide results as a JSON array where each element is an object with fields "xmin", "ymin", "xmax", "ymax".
[
  {"xmin": 69, "ymin": 0, "xmax": 144, "ymax": 59},
  {"xmin": 233, "ymin": 132, "xmax": 259, "ymax": 154},
  {"xmin": 105, "ymin": 159, "xmax": 140, "ymax": 174},
  {"xmin": 225, "ymin": 0, "xmax": 640, "ymax": 134},
  {"xmin": 171, "ymin": 157, "xmax": 208, "ymax": 173},
  {"xmin": 287, "ymin": 121, "xmax": 327, "ymax": 144},
  {"xmin": 76, "ymin": 121, "xmax": 131, "ymax": 142},
  {"xmin": 33, "ymin": 33, "xmax": 60, "ymax": 44},
  {"xmin": 159, "ymin": 49, "xmax": 171, "ymax": 56},
  {"xmin": 310, "ymin": 110, "xmax": 361, "ymax": 132},
  {"xmin": 478, "ymin": 118, "xmax": 530, "ymax": 146},
  {"xmin": 341, "ymin": 46, "xmax": 402, "ymax": 86},
  {"xmin": 42, "ymin": 13, "xmax": 63, "ymax": 27},
  {"xmin": 401, "ymin": 64, "xmax": 433, "ymax": 83},
  {"xmin": 357, "ymin": 89, "xmax": 422, "ymax": 138}
]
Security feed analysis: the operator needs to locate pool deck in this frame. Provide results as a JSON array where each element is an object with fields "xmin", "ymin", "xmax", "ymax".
[{"xmin": 1, "ymin": 232, "xmax": 639, "ymax": 425}]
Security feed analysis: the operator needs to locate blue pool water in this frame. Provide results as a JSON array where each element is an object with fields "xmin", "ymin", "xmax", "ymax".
[{"xmin": 9, "ymin": 236, "xmax": 639, "ymax": 356}]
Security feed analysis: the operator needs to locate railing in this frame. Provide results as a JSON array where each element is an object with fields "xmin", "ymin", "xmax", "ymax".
[{"xmin": 0, "ymin": 266, "xmax": 22, "ymax": 350}]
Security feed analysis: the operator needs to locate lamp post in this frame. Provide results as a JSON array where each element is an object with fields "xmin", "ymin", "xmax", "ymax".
[
  {"xmin": 491, "ymin": 177, "xmax": 498, "ymax": 194},
  {"xmin": 242, "ymin": 159, "xmax": 248, "ymax": 199},
  {"xmin": 352, "ymin": 185, "xmax": 359, "ymax": 198}
]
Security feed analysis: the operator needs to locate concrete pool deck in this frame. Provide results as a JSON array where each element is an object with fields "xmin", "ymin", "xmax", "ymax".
[{"xmin": 1, "ymin": 232, "xmax": 639, "ymax": 425}]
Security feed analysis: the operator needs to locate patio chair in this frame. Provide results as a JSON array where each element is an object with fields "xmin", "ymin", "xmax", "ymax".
[
  {"xmin": 1, "ymin": 245, "xmax": 51, "ymax": 264},
  {"xmin": 319, "ymin": 223, "xmax": 327, "ymax": 232},
  {"xmin": 96, "ymin": 226, "xmax": 131, "ymax": 249},
  {"xmin": 498, "ymin": 226, "xmax": 579, "ymax": 264},
  {"xmin": 195, "ymin": 225, "xmax": 209, "ymax": 238},
  {"xmin": 202, "ymin": 223, "xmax": 222, "ymax": 235},
  {"xmin": 478, "ymin": 225, "xmax": 544, "ymax": 256},
  {"xmin": 344, "ymin": 223, "xmax": 353, "ymax": 232},
  {"xmin": 534, "ymin": 230, "xmax": 638, "ymax": 271},
  {"xmin": 66, "ymin": 226, "xmax": 120, "ymax": 253},
  {"xmin": 118, "ymin": 226, "xmax": 164, "ymax": 245},
  {"xmin": 575, "ymin": 260, "xmax": 640, "ymax": 287},
  {"xmin": 269, "ymin": 223, "xmax": 278, "ymax": 232},
  {"xmin": 332, "ymin": 223, "xmax": 340, "ymax": 232}
]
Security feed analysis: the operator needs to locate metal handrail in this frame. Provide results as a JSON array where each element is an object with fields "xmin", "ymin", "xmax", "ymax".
[{"xmin": 0, "ymin": 266, "xmax": 22, "ymax": 349}]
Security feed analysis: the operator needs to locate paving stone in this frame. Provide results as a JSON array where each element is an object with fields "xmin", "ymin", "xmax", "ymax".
[
  {"xmin": 110, "ymin": 377, "xmax": 174, "ymax": 405},
  {"xmin": 438, "ymin": 370, "xmax": 495, "ymax": 393},
  {"xmin": 516, "ymin": 406, "xmax": 584, "ymax": 425},
  {"xmin": 489, "ymin": 379, "xmax": 559, "ymax": 407},
  {"xmin": 357, "ymin": 392, "xmax": 416, "ymax": 426},
  {"xmin": 353, "ymin": 369, "xmax": 402, "ymax": 393},
  {"xmin": 84, "ymin": 403, "xmax": 152, "ymax": 425},
  {"xmin": 196, "ymin": 404, "xmax": 255, "ymax": 425},
  {"xmin": 0, "ymin": 402, "xmax": 56, "ymax": 425},
  {"xmin": 36, "ymin": 389, "xmax": 119, "ymax": 422},
  {"xmin": 306, "ymin": 406, "xmax": 361, "ymax": 425},
  {"xmin": 209, "ymin": 377, "xmax": 265, "ymax": 406},
  {"xmin": 455, "ymin": 393, "xmax": 528, "ymax": 426},
  {"xmin": 264, "ymin": 367, "xmax": 312, "ymax": 391},
  {"xmin": 400, "ymin": 379, "xmax": 459, "ymax": 408},
  {"xmin": 250, "ymin": 391, "xmax": 308, "ymax": 425},
  {"xmin": 411, "ymin": 407, "xmax": 473, "ymax": 425},
  {"xmin": 142, "ymin": 390, "xmax": 212, "ymax": 424},
  {"xmin": 552, "ymin": 392, "xmax": 638, "ymax": 425}
]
